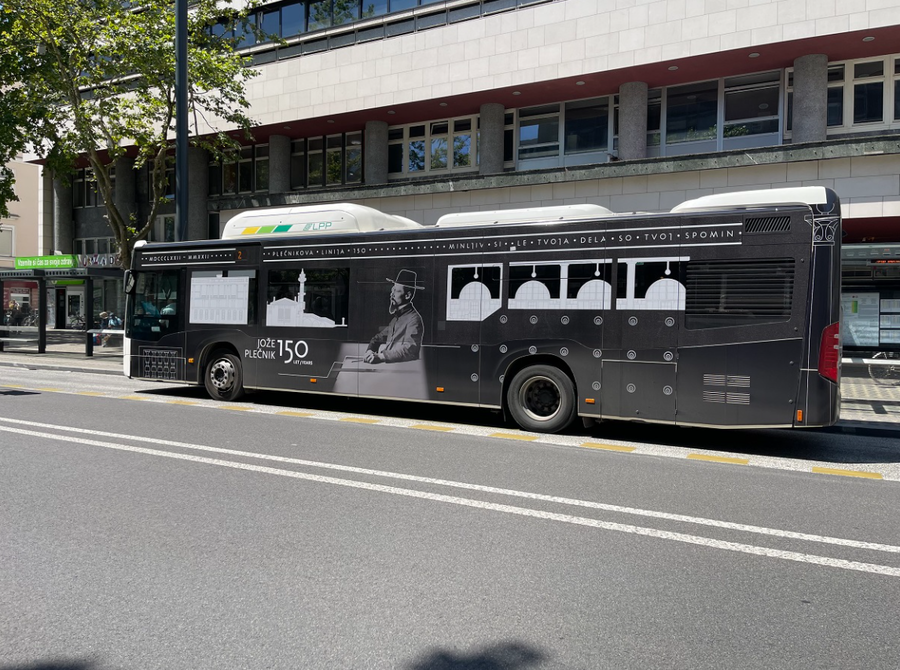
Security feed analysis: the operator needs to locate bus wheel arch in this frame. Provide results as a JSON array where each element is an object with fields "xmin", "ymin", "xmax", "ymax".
[
  {"xmin": 202, "ymin": 345, "xmax": 245, "ymax": 402},
  {"xmin": 503, "ymin": 355, "xmax": 577, "ymax": 434}
]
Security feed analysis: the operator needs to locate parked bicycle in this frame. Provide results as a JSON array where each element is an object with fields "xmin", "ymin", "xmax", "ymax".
[
  {"xmin": 868, "ymin": 351, "xmax": 900, "ymax": 385},
  {"xmin": 68, "ymin": 313, "xmax": 87, "ymax": 330}
]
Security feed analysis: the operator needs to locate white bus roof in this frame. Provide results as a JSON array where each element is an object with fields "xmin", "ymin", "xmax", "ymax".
[
  {"xmin": 671, "ymin": 186, "xmax": 831, "ymax": 213},
  {"xmin": 221, "ymin": 203, "xmax": 423, "ymax": 239},
  {"xmin": 435, "ymin": 203, "xmax": 615, "ymax": 228}
]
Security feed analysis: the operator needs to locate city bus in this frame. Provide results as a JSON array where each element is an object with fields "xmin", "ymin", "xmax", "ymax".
[{"xmin": 123, "ymin": 186, "xmax": 842, "ymax": 432}]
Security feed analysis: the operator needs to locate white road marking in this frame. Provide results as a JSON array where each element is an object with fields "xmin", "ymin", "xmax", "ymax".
[{"xmin": 2, "ymin": 420, "xmax": 900, "ymax": 577}]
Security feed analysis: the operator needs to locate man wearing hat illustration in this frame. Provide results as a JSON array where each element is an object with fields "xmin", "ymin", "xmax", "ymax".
[{"xmin": 364, "ymin": 269, "xmax": 425, "ymax": 364}]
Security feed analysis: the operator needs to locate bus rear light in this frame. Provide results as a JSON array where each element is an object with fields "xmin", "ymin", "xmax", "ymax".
[{"xmin": 818, "ymin": 321, "xmax": 841, "ymax": 383}]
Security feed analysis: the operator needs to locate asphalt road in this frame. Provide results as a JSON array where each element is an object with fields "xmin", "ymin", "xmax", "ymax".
[{"xmin": 2, "ymin": 368, "xmax": 900, "ymax": 669}]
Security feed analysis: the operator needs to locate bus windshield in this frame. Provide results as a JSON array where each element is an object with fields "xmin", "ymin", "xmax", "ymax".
[{"xmin": 128, "ymin": 270, "xmax": 181, "ymax": 341}]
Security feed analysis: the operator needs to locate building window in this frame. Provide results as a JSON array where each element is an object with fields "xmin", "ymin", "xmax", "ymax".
[
  {"xmin": 786, "ymin": 54, "xmax": 900, "ymax": 137},
  {"xmin": 388, "ymin": 117, "xmax": 478, "ymax": 177},
  {"xmin": 73, "ymin": 167, "xmax": 113, "ymax": 208},
  {"xmin": 564, "ymin": 98, "xmax": 609, "ymax": 154},
  {"xmin": 516, "ymin": 99, "xmax": 615, "ymax": 167},
  {"xmin": 208, "ymin": 213, "xmax": 220, "ymax": 240},
  {"xmin": 290, "ymin": 139, "xmax": 307, "ymax": 189},
  {"xmin": 854, "ymin": 60, "xmax": 884, "ymax": 124},
  {"xmin": 666, "ymin": 81, "xmax": 718, "ymax": 145},
  {"xmin": 517, "ymin": 104, "xmax": 559, "ymax": 160},
  {"xmin": 74, "ymin": 237, "xmax": 118, "ymax": 263},
  {"xmin": 0, "ymin": 226, "xmax": 13, "ymax": 257},
  {"xmin": 289, "ymin": 133, "xmax": 362, "ymax": 188},
  {"xmin": 208, "ymin": 144, "xmax": 269, "ymax": 195}
]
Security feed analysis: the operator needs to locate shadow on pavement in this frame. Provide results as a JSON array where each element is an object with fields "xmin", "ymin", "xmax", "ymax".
[
  {"xmin": 132, "ymin": 383, "xmax": 900, "ymax": 465},
  {"xmin": 404, "ymin": 641, "xmax": 546, "ymax": 670},
  {"xmin": 0, "ymin": 662, "xmax": 95, "ymax": 670}
]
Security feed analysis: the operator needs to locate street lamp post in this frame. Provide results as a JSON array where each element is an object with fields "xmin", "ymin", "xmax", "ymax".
[{"xmin": 175, "ymin": 0, "xmax": 188, "ymax": 242}]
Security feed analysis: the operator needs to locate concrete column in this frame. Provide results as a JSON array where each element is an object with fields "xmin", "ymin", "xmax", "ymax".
[
  {"xmin": 479, "ymin": 103, "xmax": 505, "ymax": 175},
  {"xmin": 187, "ymin": 146, "xmax": 208, "ymax": 241},
  {"xmin": 268, "ymin": 134, "xmax": 291, "ymax": 194},
  {"xmin": 618, "ymin": 81, "xmax": 648, "ymax": 161},
  {"xmin": 792, "ymin": 54, "xmax": 828, "ymax": 144},
  {"xmin": 364, "ymin": 120, "xmax": 389, "ymax": 185},
  {"xmin": 52, "ymin": 176, "xmax": 73, "ymax": 254},
  {"xmin": 113, "ymin": 155, "xmax": 136, "ymax": 229}
]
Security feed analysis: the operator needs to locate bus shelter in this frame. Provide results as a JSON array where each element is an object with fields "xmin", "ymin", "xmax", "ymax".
[{"xmin": 0, "ymin": 266, "xmax": 124, "ymax": 355}]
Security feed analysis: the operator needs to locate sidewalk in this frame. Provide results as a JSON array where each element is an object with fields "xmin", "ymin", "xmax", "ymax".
[{"xmin": 1, "ymin": 345, "xmax": 898, "ymax": 435}]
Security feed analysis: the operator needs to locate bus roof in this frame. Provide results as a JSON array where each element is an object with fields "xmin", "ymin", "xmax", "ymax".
[
  {"xmin": 434, "ymin": 203, "xmax": 615, "ymax": 227},
  {"xmin": 221, "ymin": 203, "xmax": 423, "ymax": 239},
  {"xmin": 671, "ymin": 186, "xmax": 834, "ymax": 213}
]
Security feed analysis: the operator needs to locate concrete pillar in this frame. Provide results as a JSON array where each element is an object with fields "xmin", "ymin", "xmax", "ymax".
[
  {"xmin": 268, "ymin": 134, "xmax": 291, "ymax": 194},
  {"xmin": 618, "ymin": 81, "xmax": 648, "ymax": 161},
  {"xmin": 479, "ymin": 103, "xmax": 505, "ymax": 175},
  {"xmin": 113, "ymin": 155, "xmax": 136, "ymax": 230},
  {"xmin": 52, "ymin": 176, "xmax": 73, "ymax": 254},
  {"xmin": 364, "ymin": 120, "xmax": 389, "ymax": 185},
  {"xmin": 187, "ymin": 146, "xmax": 208, "ymax": 241},
  {"xmin": 792, "ymin": 54, "xmax": 828, "ymax": 144}
]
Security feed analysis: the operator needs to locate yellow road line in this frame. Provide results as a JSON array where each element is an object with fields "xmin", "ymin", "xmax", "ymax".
[
  {"xmin": 76, "ymin": 392, "xmax": 105, "ymax": 397},
  {"xmin": 410, "ymin": 424, "xmax": 455, "ymax": 432},
  {"xmin": 120, "ymin": 395, "xmax": 148, "ymax": 401},
  {"xmin": 276, "ymin": 411, "xmax": 315, "ymax": 417},
  {"xmin": 812, "ymin": 467, "xmax": 883, "ymax": 480},
  {"xmin": 581, "ymin": 442, "xmax": 636, "ymax": 453},
  {"xmin": 2, "ymin": 384, "xmax": 25, "ymax": 388},
  {"xmin": 340, "ymin": 417, "xmax": 380, "ymax": 424},
  {"xmin": 220, "ymin": 405, "xmax": 252, "ymax": 412},
  {"xmin": 489, "ymin": 432, "xmax": 538, "ymax": 441},
  {"xmin": 687, "ymin": 453, "xmax": 750, "ymax": 465},
  {"xmin": 168, "ymin": 400, "xmax": 199, "ymax": 406},
  {"xmin": 36, "ymin": 388, "xmax": 63, "ymax": 392}
]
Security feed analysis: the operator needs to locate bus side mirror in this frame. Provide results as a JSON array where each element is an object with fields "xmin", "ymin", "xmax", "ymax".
[{"xmin": 124, "ymin": 270, "xmax": 135, "ymax": 294}]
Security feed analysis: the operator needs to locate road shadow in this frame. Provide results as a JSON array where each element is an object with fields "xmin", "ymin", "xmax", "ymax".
[
  {"xmin": 0, "ymin": 389, "xmax": 40, "ymax": 396},
  {"xmin": 0, "ymin": 662, "xmax": 95, "ymax": 670},
  {"xmin": 138, "ymin": 385, "xmax": 900, "ymax": 464},
  {"xmin": 404, "ymin": 641, "xmax": 546, "ymax": 670}
]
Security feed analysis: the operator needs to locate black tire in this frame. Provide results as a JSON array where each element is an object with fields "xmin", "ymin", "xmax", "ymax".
[
  {"xmin": 204, "ymin": 351, "xmax": 245, "ymax": 401},
  {"xmin": 506, "ymin": 364, "xmax": 577, "ymax": 433},
  {"xmin": 869, "ymin": 351, "xmax": 900, "ymax": 386}
]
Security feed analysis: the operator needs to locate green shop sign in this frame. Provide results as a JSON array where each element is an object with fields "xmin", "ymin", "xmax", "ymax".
[{"xmin": 15, "ymin": 255, "xmax": 78, "ymax": 270}]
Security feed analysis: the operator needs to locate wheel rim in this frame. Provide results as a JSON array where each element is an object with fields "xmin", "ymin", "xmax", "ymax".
[
  {"xmin": 518, "ymin": 375, "xmax": 562, "ymax": 422},
  {"xmin": 209, "ymin": 358, "xmax": 235, "ymax": 393}
]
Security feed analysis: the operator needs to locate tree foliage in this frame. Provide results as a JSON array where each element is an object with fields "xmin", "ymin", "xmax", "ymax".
[{"xmin": 0, "ymin": 0, "xmax": 265, "ymax": 268}]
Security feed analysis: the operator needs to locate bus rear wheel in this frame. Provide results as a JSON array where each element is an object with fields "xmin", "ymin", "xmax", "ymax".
[
  {"xmin": 507, "ymin": 364, "xmax": 576, "ymax": 434},
  {"xmin": 204, "ymin": 351, "xmax": 245, "ymax": 401}
]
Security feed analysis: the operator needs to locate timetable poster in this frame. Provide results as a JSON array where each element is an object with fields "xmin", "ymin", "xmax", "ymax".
[
  {"xmin": 841, "ymin": 292, "xmax": 879, "ymax": 347},
  {"xmin": 189, "ymin": 276, "xmax": 250, "ymax": 325}
]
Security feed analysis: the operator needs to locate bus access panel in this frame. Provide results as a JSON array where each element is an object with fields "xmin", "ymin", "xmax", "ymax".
[{"xmin": 129, "ymin": 204, "xmax": 839, "ymax": 430}]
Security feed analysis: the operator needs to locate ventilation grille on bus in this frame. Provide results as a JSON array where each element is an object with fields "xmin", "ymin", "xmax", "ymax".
[
  {"xmin": 685, "ymin": 258, "xmax": 795, "ymax": 329},
  {"xmin": 744, "ymin": 216, "xmax": 791, "ymax": 233}
]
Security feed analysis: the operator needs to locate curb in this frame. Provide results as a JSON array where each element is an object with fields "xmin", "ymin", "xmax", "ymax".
[{"xmin": 0, "ymin": 359, "xmax": 122, "ymax": 377}]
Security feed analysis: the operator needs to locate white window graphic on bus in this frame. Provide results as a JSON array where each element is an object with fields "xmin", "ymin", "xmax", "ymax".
[
  {"xmin": 446, "ymin": 264, "xmax": 503, "ymax": 322},
  {"xmin": 616, "ymin": 257, "xmax": 689, "ymax": 311},
  {"xmin": 508, "ymin": 260, "xmax": 613, "ymax": 311},
  {"xmin": 266, "ymin": 268, "xmax": 347, "ymax": 328}
]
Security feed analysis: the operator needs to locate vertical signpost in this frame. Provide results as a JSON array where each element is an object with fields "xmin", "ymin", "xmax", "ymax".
[{"xmin": 175, "ymin": 0, "xmax": 188, "ymax": 242}]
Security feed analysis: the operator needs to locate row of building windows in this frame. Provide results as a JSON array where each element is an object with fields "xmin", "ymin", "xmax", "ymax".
[
  {"xmin": 73, "ymin": 54, "xmax": 900, "ymax": 206},
  {"xmin": 214, "ymin": 0, "xmax": 545, "ymax": 49}
]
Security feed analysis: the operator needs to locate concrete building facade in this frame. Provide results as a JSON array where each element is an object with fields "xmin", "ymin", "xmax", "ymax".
[{"xmin": 50, "ymin": 0, "xmax": 900, "ymax": 256}]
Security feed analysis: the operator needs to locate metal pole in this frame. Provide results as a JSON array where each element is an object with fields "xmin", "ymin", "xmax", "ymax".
[{"xmin": 175, "ymin": 0, "xmax": 188, "ymax": 242}]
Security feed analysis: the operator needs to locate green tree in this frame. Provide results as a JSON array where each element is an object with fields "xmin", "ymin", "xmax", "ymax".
[
  {"xmin": 0, "ymin": 0, "xmax": 265, "ymax": 268},
  {"xmin": 0, "ymin": 7, "xmax": 48, "ymax": 218}
]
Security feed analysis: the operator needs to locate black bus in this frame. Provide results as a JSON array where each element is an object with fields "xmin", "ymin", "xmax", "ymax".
[{"xmin": 124, "ymin": 186, "xmax": 842, "ymax": 432}]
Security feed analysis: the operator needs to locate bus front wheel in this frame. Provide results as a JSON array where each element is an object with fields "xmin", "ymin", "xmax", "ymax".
[
  {"xmin": 204, "ymin": 351, "xmax": 245, "ymax": 401},
  {"xmin": 507, "ymin": 364, "xmax": 576, "ymax": 434}
]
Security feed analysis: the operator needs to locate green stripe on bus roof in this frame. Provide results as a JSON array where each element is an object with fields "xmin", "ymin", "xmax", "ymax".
[
  {"xmin": 258, "ymin": 226, "xmax": 276, "ymax": 234},
  {"xmin": 274, "ymin": 225, "xmax": 293, "ymax": 232}
]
